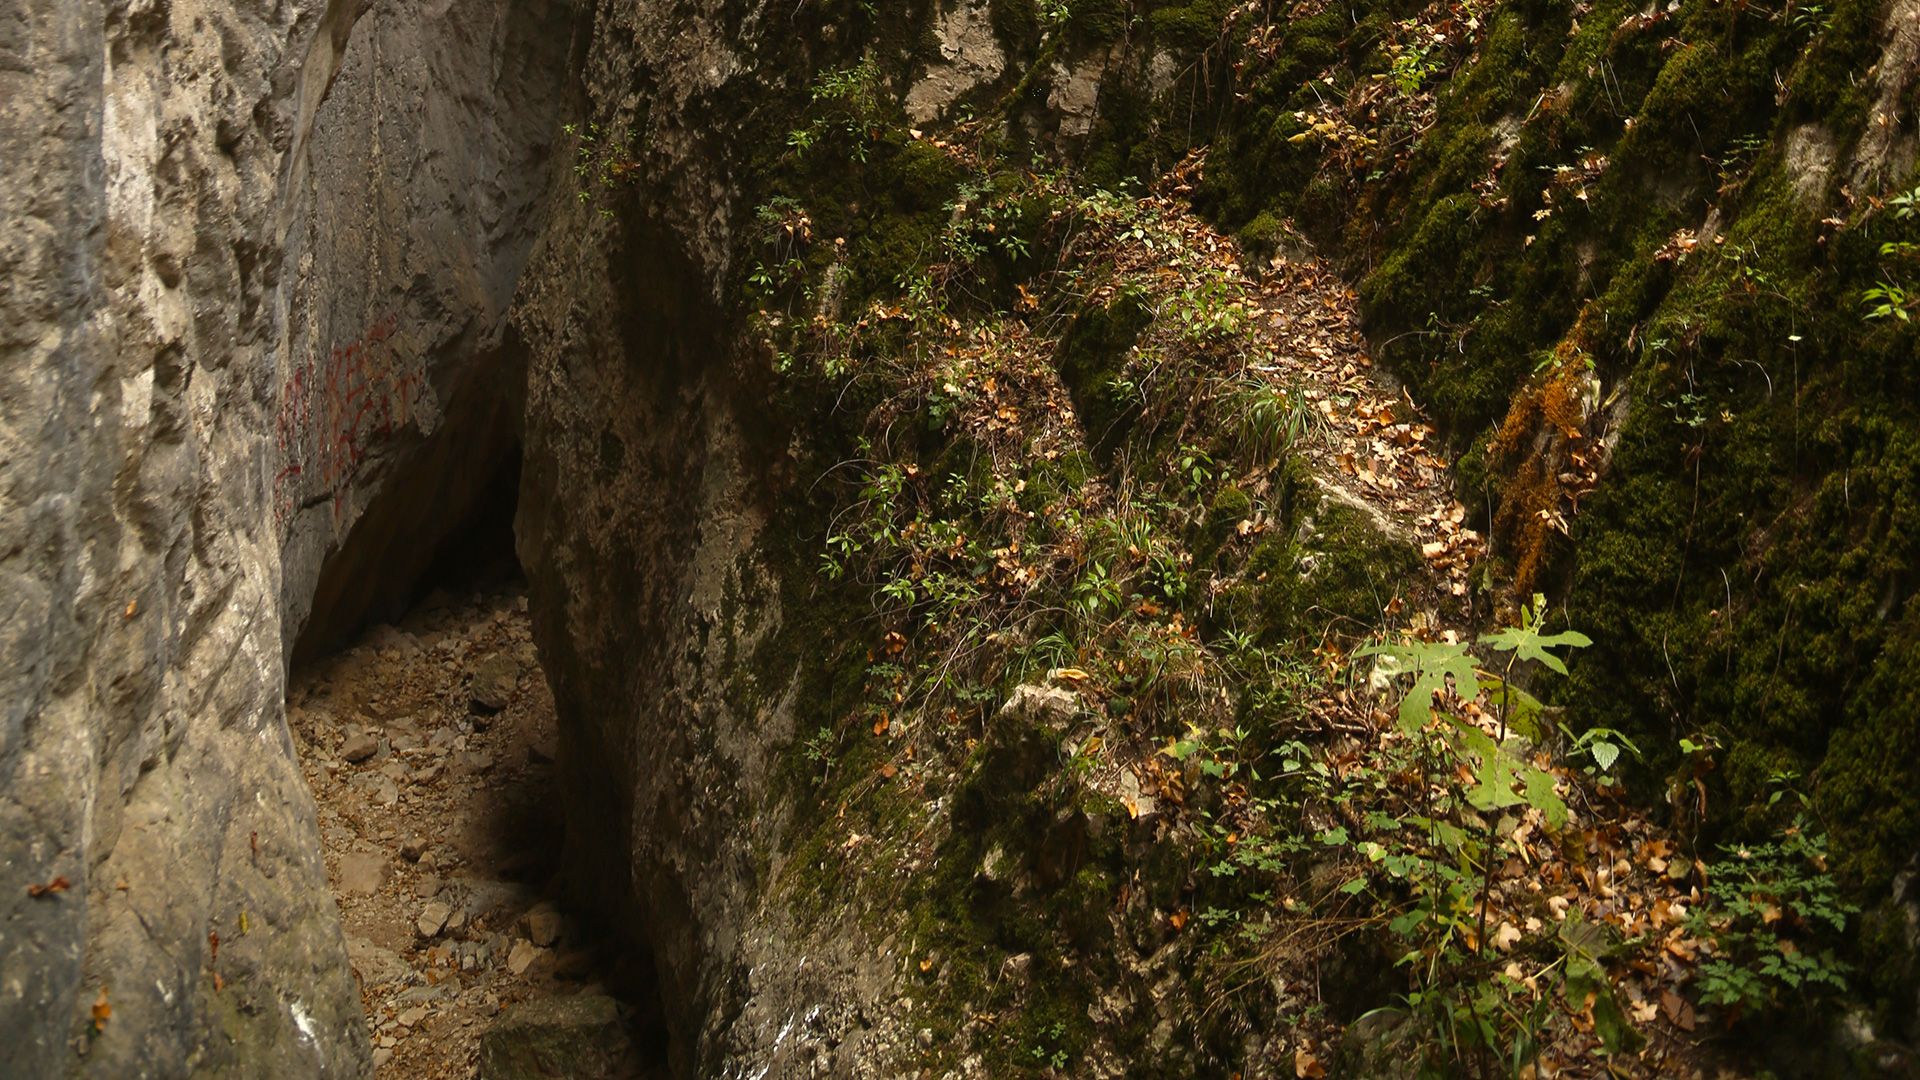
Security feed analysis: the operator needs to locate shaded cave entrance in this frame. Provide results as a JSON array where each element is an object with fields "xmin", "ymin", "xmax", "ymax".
[{"xmin": 287, "ymin": 445, "xmax": 670, "ymax": 1077}]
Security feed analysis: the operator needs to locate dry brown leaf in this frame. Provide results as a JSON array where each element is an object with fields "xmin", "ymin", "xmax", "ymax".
[
  {"xmin": 90, "ymin": 990, "xmax": 110, "ymax": 1027},
  {"xmin": 26, "ymin": 877, "xmax": 70, "ymax": 898},
  {"xmin": 1294, "ymin": 1046, "xmax": 1326, "ymax": 1079},
  {"xmin": 1492, "ymin": 922, "xmax": 1524, "ymax": 952}
]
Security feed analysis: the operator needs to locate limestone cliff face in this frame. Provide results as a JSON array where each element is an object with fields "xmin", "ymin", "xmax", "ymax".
[
  {"xmin": 504, "ymin": 3, "xmax": 1186, "ymax": 1074},
  {"xmin": 0, "ymin": 0, "xmax": 573, "ymax": 1073}
]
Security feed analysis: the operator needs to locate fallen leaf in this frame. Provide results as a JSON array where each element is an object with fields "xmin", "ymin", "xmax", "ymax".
[
  {"xmin": 1294, "ymin": 1046, "xmax": 1326, "ymax": 1079},
  {"xmin": 879, "ymin": 763, "xmax": 898, "ymax": 779},
  {"xmin": 920, "ymin": 957, "xmax": 934, "ymax": 972},
  {"xmin": 1052, "ymin": 668, "xmax": 1091, "ymax": 684},
  {"xmin": 90, "ymin": 990, "xmax": 110, "ymax": 1028},
  {"xmin": 1168, "ymin": 909, "xmax": 1189, "ymax": 931},
  {"xmin": 1660, "ymin": 989, "xmax": 1695, "ymax": 1031},
  {"xmin": 26, "ymin": 877, "xmax": 70, "ymax": 898},
  {"xmin": 872, "ymin": 716, "xmax": 890, "ymax": 736},
  {"xmin": 1492, "ymin": 922, "xmax": 1523, "ymax": 952}
]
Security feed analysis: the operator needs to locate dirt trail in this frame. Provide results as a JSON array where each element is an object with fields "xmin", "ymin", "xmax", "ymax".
[{"xmin": 287, "ymin": 584, "xmax": 662, "ymax": 1080}]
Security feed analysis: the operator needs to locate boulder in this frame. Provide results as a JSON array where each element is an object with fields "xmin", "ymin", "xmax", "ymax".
[{"xmin": 477, "ymin": 994, "xmax": 631, "ymax": 1080}]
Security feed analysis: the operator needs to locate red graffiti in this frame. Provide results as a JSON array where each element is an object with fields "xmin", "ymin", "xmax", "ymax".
[{"xmin": 273, "ymin": 314, "xmax": 425, "ymax": 531}]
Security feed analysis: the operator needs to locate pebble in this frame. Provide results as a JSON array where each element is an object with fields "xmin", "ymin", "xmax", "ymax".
[
  {"xmin": 415, "ymin": 875, "xmax": 442, "ymax": 899},
  {"xmin": 417, "ymin": 901, "xmax": 451, "ymax": 938},
  {"xmin": 340, "ymin": 733, "xmax": 379, "ymax": 763},
  {"xmin": 506, "ymin": 939, "xmax": 546, "ymax": 976}
]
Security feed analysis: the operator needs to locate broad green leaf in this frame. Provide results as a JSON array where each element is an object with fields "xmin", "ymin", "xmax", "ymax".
[
  {"xmin": 1590, "ymin": 740, "xmax": 1620, "ymax": 772},
  {"xmin": 1524, "ymin": 763, "xmax": 1568, "ymax": 830},
  {"xmin": 1480, "ymin": 593, "xmax": 1592, "ymax": 673}
]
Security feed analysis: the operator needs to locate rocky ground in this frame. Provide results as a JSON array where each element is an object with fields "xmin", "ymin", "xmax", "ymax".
[{"xmin": 287, "ymin": 584, "xmax": 664, "ymax": 1080}]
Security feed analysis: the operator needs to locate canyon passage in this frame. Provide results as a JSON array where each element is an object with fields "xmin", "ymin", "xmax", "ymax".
[{"xmin": 5, "ymin": 0, "xmax": 1920, "ymax": 1077}]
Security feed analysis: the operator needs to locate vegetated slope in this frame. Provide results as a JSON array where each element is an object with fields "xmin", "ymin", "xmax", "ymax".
[
  {"xmin": 524, "ymin": 0, "xmax": 1908, "ymax": 1072},
  {"xmin": 717, "ymin": 110, "xmax": 1778, "ymax": 1077},
  {"xmin": 1164, "ymin": 0, "xmax": 1920, "ymax": 1050}
]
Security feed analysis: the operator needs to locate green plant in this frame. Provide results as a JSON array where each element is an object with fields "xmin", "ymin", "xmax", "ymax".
[
  {"xmin": 1860, "ymin": 281, "xmax": 1912, "ymax": 322},
  {"xmin": 1234, "ymin": 378, "xmax": 1322, "ymax": 462},
  {"xmin": 1686, "ymin": 818, "xmax": 1856, "ymax": 1016},
  {"xmin": 562, "ymin": 122, "xmax": 638, "ymax": 218},
  {"xmin": 1028, "ymin": 1020, "xmax": 1070, "ymax": 1070}
]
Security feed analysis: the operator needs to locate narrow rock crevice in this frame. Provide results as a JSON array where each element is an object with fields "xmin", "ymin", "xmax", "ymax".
[{"xmin": 290, "ymin": 509, "xmax": 671, "ymax": 1078}]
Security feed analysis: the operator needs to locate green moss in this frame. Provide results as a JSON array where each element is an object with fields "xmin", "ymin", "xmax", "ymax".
[
  {"xmin": 1054, "ymin": 287, "xmax": 1156, "ymax": 461},
  {"xmin": 1248, "ymin": 502, "xmax": 1422, "ymax": 643}
]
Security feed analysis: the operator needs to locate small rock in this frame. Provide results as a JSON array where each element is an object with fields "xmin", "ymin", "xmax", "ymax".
[
  {"xmin": 506, "ymin": 939, "xmax": 547, "ymax": 977},
  {"xmin": 526, "ymin": 905, "xmax": 564, "ymax": 948},
  {"xmin": 428, "ymin": 727, "xmax": 459, "ymax": 752},
  {"xmin": 998, "ymin": 683, "xmax": 1079, "ymax": 730},
  {"xmin": 527, "ymin": 740, "xmax": 555, "ymax": 765},
  {"xmin": 344, "ymin": 936, "xmax": 414, "ymax": 989},
  {"xmin": 336, "ymin": 853, "xmax": 389, "ymax": 895},
  {"xmin": 470, "ymin": 655, "xmax": 521, "ymax": 712},
  {"xmin": 396, "ymin": 984, "xmax": 449, "ymax": 1005},
  {"xmin": 379, "ymin": 761, "xmax": 411, "ymax": 782},
  {"xmin": 1002, "ymin": 953, "xmax": 1033, "ymax": 982},
  {"xmin": 340, "ymin": 733, "xmax": 379, "ymax": 763},
  {"xmin": 399, "ymin": 837, "xmax": 430, "ymax": 862},
  {"xmin": 415, "ymin": 875, "xmax": 442, "ymax": 899},
  {"xmin": 456, "ymin": 750, "xmax": 496, "ymax": 775},
  {"xmin": 417, "ymin": 901, "xmax": 451, "ymax": 939},
  {"xmin": 366, "ymin": 624, "xmax": 422, "ymax": 657},
  {"xmin": 477, "ymin": 994, "xmax": 630, "ymax": 1080},
  {"xmin": 377, "ymin": 777, "xmax": 400, "ymax": 807},
  {"xmin": 371, "ymin": 1047, "xmax": 394, "ymax": 1068},
  {"xmin": 397, "ymin": 1005, "xmax": 429, "ymax": 1028}
]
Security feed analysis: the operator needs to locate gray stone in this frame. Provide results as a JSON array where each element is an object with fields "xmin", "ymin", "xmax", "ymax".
[
  {"xmin": 417, "ymin": 901, "xmax": 451, "ymax": 939},
  {"xmin": 337, "ymin": 853, "xmax": 390, "ymax": 896},
  {"xmin": 470, "ymin": 655, "xmax": 522, "ymax": 712},
  {"xmin": 998, "ymin": 683, "xmax": 1080, "ymax": 730},
  {"xmin": 341, "ymin": 732, "xmax": 380, "ymax": 763},
  {"xmin": 346, "ymin": 936, "xmax": 416, "ymax": 991},
  {"xmin": 477, "ymin": 994, "xmax": 630, "ymax": 1080}
]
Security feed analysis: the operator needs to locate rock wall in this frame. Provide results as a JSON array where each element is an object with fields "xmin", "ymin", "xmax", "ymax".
[
  {"xmin": 0, "ymin": 0, "xmax": 575, "ymax": 1073},
  {"xmin": 506, "ymin": 2, "xmax": 1192, "ymax": 1075}
]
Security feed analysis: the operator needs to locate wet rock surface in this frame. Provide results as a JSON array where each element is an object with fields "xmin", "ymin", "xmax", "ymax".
[{"xmin": 289, "ymin": 585, "xmax": 661, "ymax": 1080}]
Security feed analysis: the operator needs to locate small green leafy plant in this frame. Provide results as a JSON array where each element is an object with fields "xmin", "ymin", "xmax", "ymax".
[{"xmin": 1686, "ymin": 817, "xmax": 1856, "ymax": 1017}]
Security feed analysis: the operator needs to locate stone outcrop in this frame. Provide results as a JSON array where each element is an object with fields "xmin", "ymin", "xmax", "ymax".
[{"xmin": 0, "ymin": 0, "xmax": 574, "ymax": 1073}]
